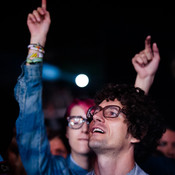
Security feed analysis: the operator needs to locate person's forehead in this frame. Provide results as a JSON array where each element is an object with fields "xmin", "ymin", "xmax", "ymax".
[
  {"xmin": 99, "ymin": 99, "xmax": 123, "ymax": 108},
  {"xmin": 162, "ymin": 129, "xmax": 175, "ymax": 141},
  {"xmin": 70, "ymin": 105, "xmax": 86, "ymax": 116}
]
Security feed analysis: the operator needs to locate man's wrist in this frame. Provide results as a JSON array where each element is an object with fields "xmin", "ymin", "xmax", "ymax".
[{"xmin": 134, "ymin": 75, "xmax": 154, "ymax": 95}]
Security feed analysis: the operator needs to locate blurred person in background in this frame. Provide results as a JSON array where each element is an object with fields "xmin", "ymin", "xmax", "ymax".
[
  {"xmin": 45, "ymin": 118, "xmax": 70, "ymax": 158},
  {"xmin": 7, "ymin": 127, "xmax": 27, "ymax": 175},
  {"xmin": 157, "ymin": 123, "xmax": 175, "ymax": 159},
  {"xmin": 139, "ymin": 123, "xmax": 175, "ymax": 175}
]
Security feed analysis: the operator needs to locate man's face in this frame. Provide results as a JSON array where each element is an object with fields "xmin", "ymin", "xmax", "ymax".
[
  {"xmin": 66, "ymin": 105, "xmax": 90, "ymax": 155},
  {"xmin": 88, "ymin": 99, "xmax": 138, "ymax": 155},
  {"xmin": 157, "ymin": 129, "xmax": 175, "ymax": 159}
]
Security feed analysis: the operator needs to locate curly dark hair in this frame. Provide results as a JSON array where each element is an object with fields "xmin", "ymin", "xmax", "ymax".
[{"xmin": 94, "ymin": 83, "xmax": 165, "ymax": 162}]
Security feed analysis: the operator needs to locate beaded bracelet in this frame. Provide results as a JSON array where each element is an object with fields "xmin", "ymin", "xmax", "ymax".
[
  {"xmin": 28, "ymin": 43, "xmax": 45, "ymax": 54},
  {"xmin": 26, "ymin": 43, "xmax": 45, "ymax": 64},
  {"xmin": 27, "ymin": 52, "xmax": 43, "ymax": 59}
]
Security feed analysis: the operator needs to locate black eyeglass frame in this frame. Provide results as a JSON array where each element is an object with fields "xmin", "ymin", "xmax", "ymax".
[
  {"xmin": 87, "ymin": 105, "xmax": 126, "ymax": 119},
  {"xmin": 67, "ymin": 116, "xmax": 90, "ymax": 129}
]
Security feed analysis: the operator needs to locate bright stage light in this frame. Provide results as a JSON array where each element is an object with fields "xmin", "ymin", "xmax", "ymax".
[{"xmin": 75, "ymin": 74, "xmax": 89, "ymax": 88}]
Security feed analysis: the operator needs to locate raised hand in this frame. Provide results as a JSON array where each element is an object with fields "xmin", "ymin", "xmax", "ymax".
[
  {"xmin": 27, "ymin": 0, "xmax": 51, "ymax": 47},
  {"xmin": 132, "ymin": 35, "xmax": 160, "ymax": 78},
  {"xmin": 133, "ymin": 36, "xmax": 160, "ymax": 94}
]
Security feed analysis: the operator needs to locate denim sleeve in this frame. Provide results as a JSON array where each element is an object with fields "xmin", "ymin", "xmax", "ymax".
[{"xmin": 14, "ymin": 62, "xmax": 70, "ymax": 175}]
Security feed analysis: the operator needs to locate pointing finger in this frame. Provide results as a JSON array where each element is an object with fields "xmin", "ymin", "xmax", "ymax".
[
  {"xmin": 42, "ymin": 0, "xmax": 47, "ymax": 10},
  {"xmin": 152, "ymin": 43, "xmax": 160, "ymax": 60},
  {"xmin": 145, "ymin": 35, "xmax": 151, "ymax": 51}
]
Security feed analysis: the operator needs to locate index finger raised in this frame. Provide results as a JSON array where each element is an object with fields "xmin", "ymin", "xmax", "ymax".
[
  {"xmin": 145, "ymin": 35, "xmax": 151, "ymax": 50},
  {"xmin": 42, "ymin": 0, "xmax": 47, "ymax": 10}
]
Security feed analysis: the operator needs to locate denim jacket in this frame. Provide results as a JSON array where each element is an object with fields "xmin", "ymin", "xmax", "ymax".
[{"xmin": 14, "ymin": 63, "xmax": 88, "ymax": 175}]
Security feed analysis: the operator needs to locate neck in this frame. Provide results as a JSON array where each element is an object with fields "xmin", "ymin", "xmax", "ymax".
[
  {"xmin": 71, "ymin": 151, "xmax": 89, "ymax": 170},
  {"xmin": 94, "ymin": 149, "xmax": 135, "ymax": 175}
]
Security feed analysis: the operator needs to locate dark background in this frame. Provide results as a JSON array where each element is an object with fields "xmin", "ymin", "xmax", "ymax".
[{"xmin": 1, "ymin": 3, "xmax": 175, "ymax": 151}]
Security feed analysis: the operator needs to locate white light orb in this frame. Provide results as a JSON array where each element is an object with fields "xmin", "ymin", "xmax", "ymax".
[{"xmin": 75, "ymin": 74, "xmax": 89, "ymax": 88}]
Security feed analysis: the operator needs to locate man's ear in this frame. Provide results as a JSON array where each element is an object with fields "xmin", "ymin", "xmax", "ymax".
[{"xmin": 131, "ymin": 137, "xmax": 140, "ymax": 144}]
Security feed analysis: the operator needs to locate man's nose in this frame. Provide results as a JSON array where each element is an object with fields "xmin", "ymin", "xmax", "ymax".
[{"xmin": 92, "ymin": 110, "xmax": 105, "ymax": 123}]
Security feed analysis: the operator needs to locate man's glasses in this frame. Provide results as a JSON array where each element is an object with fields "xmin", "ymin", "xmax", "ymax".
[
  {"xmin": 87, "ymin": 105, "xmax": 126, "ymax": 120},
  {"xmin": 67, "ymin": 116, "xmax": 89, "ymax": 129}
]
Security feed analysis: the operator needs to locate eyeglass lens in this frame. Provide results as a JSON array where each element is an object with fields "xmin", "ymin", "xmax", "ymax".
[
  {"xmin": 88, "ymin": 105, "xmax": 121, "ymax": 118},
  {"xmin": 68, "ymin": 116, "xmax": 87, "ymax": 129}
]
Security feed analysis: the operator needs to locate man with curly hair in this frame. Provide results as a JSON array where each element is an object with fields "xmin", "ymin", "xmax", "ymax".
[{"xmin": 87, "ymin": 83, "xmax": 165, "ymax": 175}]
